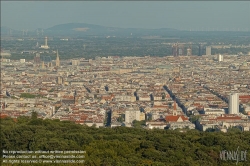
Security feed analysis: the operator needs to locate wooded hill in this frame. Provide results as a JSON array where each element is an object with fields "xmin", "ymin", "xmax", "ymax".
[{"xmin": 1, "ymin": 115, "xmax": 249, "ymax": 166}]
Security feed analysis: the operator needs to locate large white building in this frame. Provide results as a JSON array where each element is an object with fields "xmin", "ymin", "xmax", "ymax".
[
  {"xmin": 204, "ymin": 108, "xmax": 225, "ymax": 115},
  {"xmin": 20, "ymin": 59, "xmax": 26, "ymax": 63},
  {"xmin": 114, "ymin": 95, "xmax": 136, "ymax": 102},
  {"xmin": 125, "ymin": 106, "xmax": 140, "ymax": 124},
  {"xmin": 229, "ymin": 93, "xmax": 239, "ymax": 114},
  {"xmin": 71, "ymin": 60, "xmax": 80, "ymax": 66},
  {"xmin": 206, "ymin": 46, "xmax": 211, "ymax": 55},
  {"xmin": 218, "ymin": 54, "xmax": 223, "ymax": 62}
]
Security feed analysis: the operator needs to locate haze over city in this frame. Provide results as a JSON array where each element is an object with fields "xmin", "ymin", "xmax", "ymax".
[{"xmin": 1, "ymin": 1, "xmax": 250, "ymax": 31}]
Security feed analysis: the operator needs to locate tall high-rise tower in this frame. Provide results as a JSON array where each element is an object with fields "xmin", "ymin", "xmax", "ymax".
[
  {"xmin": 172, "ymin": 43, "xmax": 178, "ymax": 56},
  {"xmin": 206, "ymin": 46, "xmax": 212, "ymax": 55},
  {"xmin": 218, "ymin": 54, "xmax": 224, "ymax": 62},
  {"xmin": 40, "ymin": 37, "xmax": 49, "ymax": 49},
  {"xmin": 56, "ymin": 49, "xmax": 60, "ymax": 67},
  {"xmin": 45, "ymin": 37, "xmax": 48, "ymax": 46},
  {"xmin": 34, "ymin": 53, "xmax": 41, "ymax": 65},
  {"xmin": 177, "ymin": 44, "xmax": 184, "ymax": 56},
  {"xmin": 198, "ymin": 44, "xmax": 202, "ymax": 56},
  {"xmin": 41, "ymin": 61, "xmax": 45, "ymax": 69},
  {"xmin": 187, "ymin": 47, "xmax": 192, "ymax": 56},
  {"xmin": 229, "ymin": 93, "xmax": 239, "ymax": 114}
]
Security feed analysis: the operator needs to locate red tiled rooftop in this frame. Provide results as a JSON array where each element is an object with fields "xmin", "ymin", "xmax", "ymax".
[
  {"xmin": 240, "ymin": 95, "xmax": 250, "ymax": 99},
  {"xmin": 165, "ymin": 115, "xmax": 189, "ymax": 122},
  {"xmin": 153, "ymin": 105, "xmax": 168, "ymax": 108},
  {"xmin": 0, "ymin": 114, "xmax": 8, "ymax": 119},
  {"xmin": 216, "ymin": 117, "xmax": 241, "ymax": 121}
]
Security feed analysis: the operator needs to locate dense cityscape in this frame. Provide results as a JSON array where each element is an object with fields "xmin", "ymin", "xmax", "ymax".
[
  {"xmin": 1, "ymin": 1, "xmax": 250, "ymax": 165},
  {"xmin": 1, "ymin": 34, "xmax": 250, "ymax": 132}
]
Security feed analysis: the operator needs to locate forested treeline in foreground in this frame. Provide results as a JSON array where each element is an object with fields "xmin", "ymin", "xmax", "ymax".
[{"xmin": 1, "ymin": 116, "xmax": 250, "ymax": 166}]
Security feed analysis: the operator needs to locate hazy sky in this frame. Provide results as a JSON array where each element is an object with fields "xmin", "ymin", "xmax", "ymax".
[{"xmin": 1, "ymin": 1, "xmax": 250, "ymax": 31}]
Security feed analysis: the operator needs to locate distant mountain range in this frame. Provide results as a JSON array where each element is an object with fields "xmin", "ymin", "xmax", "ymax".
[
  {"xmin": 47, "ymin": 23, "xmax": 108, "ymax": 31},
  {"xmin": 1, "ymin": 23, "xmax": 179, "ymax": 36},
  {"xmin": 2, "ymin": 23, "xmax": 248, "ymax": 37},
  {"xmin": 46, "ymin": 23, "xmax": 179, "ymax": 36}
]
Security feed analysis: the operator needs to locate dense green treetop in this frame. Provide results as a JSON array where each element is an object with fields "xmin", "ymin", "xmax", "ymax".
[{"xmin": 1, "ymin": 117, "xmax": 250, "ymax": 166}]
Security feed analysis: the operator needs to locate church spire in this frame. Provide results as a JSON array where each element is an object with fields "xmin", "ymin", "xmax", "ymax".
[
  {"xmin": 173, "ymin": 100, "xmax": 178, "ymax": 116},
  {"xmin": 174, "ymin": 100, "xmax": 177, "ymax": 111}
]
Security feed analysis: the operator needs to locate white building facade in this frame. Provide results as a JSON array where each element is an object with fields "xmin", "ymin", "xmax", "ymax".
[
  {"xmin": 218, "ymin": 54, "xmax": 223, "ymax": 62},
  {"xmin": 229, "ymin": 93, "xmax": 239, "ymax": 114},
  {"xmin": 125, "ymin": 106, "xmax": 140, "ymax": 123},
  {"xmin": 206, "ymin": 46, "xmax": 211, "ymax": 55}
]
